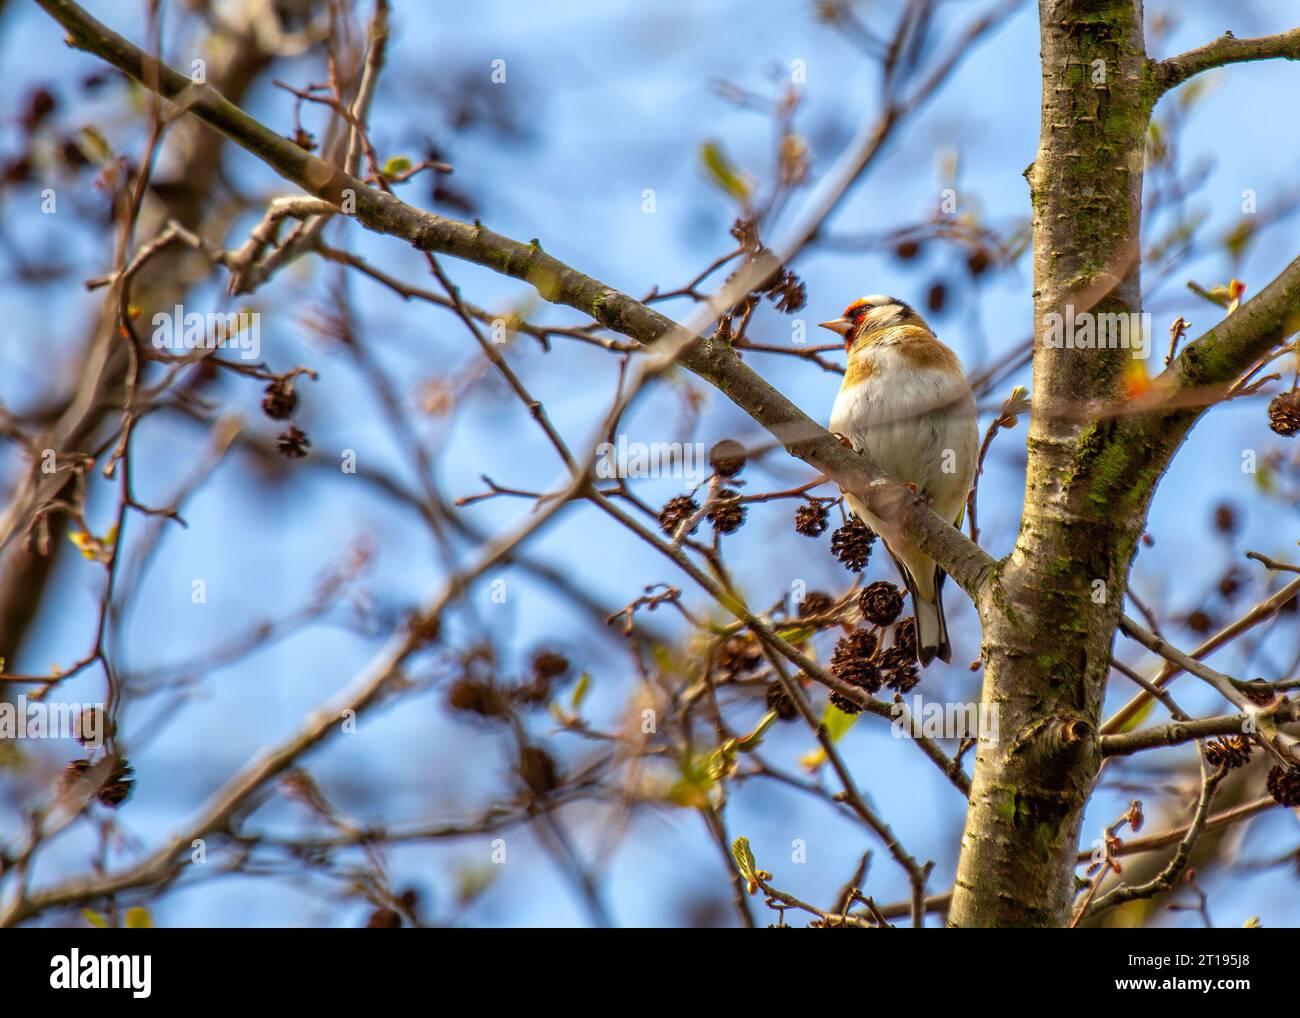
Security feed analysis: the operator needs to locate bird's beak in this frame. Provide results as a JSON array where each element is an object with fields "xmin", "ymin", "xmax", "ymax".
[{"xmin": 820, "ymin": 317, "xmax": 855, "ymax": 350}]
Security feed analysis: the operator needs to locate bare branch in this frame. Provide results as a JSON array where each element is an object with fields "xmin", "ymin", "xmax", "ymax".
[
  {"xmin": 1101, "ymin": 706, "xmax": 1298, "ymax": 758},
  {"xmin": 1153, "ymin": 28, "xmax": 1300, "ymax": 97},
  {"xmin": 1084, "ymin": 755, "xmax": 1228, "ymax": 919}
]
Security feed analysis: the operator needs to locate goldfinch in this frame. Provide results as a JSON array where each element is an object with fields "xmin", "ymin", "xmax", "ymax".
[{"xmin": 822, "ymin": 295, "xmax": 978, "ymax": 665}]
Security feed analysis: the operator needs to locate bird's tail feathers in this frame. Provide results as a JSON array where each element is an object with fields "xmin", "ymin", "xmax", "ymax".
[{"xmin": 892, "ymin": 557, "xmax": 951, "ymax": 667}]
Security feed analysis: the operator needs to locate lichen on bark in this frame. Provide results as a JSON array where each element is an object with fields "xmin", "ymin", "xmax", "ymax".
[{"xmin": 949, "ymin": 0, "xmax": 1153, "ymax": 927}]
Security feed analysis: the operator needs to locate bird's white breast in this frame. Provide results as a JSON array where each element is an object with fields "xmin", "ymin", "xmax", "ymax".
[{"xmin": 829, "ymin": 347, "xmax": 978, "ymax": 523}]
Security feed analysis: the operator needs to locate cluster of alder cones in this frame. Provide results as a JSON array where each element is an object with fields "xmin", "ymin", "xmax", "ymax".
[
  {"xmin": 1202, "ymin": 735, "xmax": 1300, "ymax": 808},
  {"xmin": 762, "ymin": 580, "xmax": 920, "ymax": 722},
  {"xmin": 1268, "ymin": 391, "xmax": 1299, "ymax": 437}
]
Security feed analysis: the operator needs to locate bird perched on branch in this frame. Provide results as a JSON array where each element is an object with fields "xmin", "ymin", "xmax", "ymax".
[{"xmin": 822, "ymin": 295, "xmax": 978, "ymax": 666}]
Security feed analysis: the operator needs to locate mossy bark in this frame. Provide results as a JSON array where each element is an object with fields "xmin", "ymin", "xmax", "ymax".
[{"xmin": 949, "ymin": 0, "xmax": 1156, "ymax": 927}]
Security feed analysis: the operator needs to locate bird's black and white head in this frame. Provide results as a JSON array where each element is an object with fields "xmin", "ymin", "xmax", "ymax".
[{"xmin": 819, "ymin": 295, "xmax": 927, "ymax": 349}]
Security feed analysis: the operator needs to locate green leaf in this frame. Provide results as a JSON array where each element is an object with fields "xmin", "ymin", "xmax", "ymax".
[
  {"xmin": 774, "ymin": 625, "xmax": 815, "ymax": 645},
  {"xmin": 668, "ymin": 775, "xmax": 714, "ymax": 808},
  {"xmin": 0, "ymin": 740, "xmax": 26, "ymax": 772},
  {"xmin": 734, "ymin": 711, "xmax": 777, "ymax": 753},
  {"xmin": 823, "ymin": 701, "xmax": 861, "ymax": 742},
  {"xmin": 1253, "ymin": 458, "xmax": 1275, "ymax": 494},
  {"xmin": 82, "ymin": 908, "xmax": 109, "ymax": 928},
  {"xmin": 382, "ymin": 155, "xmax": 413, "ymax": 177},
  {"xmin": 1176, "ymin": 73, "xmax": 1221, "ymax": 112},
  {"xmin": 1222, "ymin": 219, "xmax": 1256, "ymax": 260},
  {"xmin": 1114, "ymin": 695, "xmax": 1156, "ymax": 733},
  {"xmin": 714, "ymin": 589, "xmax": 750, "ymax": 621},
  {"xmin": 570, "ymin": 671, "xmax": 591, "ymax": 710},
  {"xmin": 701, "ymin": 141, "xmax": 751, "ymax": 203},
  {"xmin": 76, "ymin": 125, "xmax": 115, "ymax": 166},
  {"xmin": 668, "ymin": 755, "xmax": 717, "ymax": 808},
  {"xmin": 706, "ymin": 742, "xmax": 738, "ymax": 782},
  {"xmin": 1145, "ymin": 121, "xmax": 1167, "ymax": 165},
  {"xmin": 802, "ymin": 701, "xmax": 861, "ymax": 770},
  {"xmin": 1001, "ymin": 385, "xmax": 1031, "ymax": 425},
  {"xmin": 124, "ymin": 907, "xmax": 152, "ymax": 929},
  {"xmin": 456, "ymin": 864, "xmax": 497, "ymax": 905},
  {"xmin": 650, "ymin": 643, "xmax": 685, "ymax": 678},
  {"xmin": 731, "ymin": 835, "xmax": 757, "ymax": 883},
  {"xmin": 1187, "ymin": 280, "xmax": 1229, "ymax": 308}
]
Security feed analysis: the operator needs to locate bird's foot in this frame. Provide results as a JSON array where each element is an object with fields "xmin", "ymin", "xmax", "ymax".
[{"xmin": 833, "ymin": 432, "xmax": 855, "ymax": 450}]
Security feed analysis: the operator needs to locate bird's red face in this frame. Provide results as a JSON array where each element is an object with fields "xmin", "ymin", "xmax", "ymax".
[
  {"xmin": 818, "ymin": 299, "xmax": 871, "ymax": 350},
  {"xmin": 819, "ymin": 296, "xmax": 910, "ymax": 350}
]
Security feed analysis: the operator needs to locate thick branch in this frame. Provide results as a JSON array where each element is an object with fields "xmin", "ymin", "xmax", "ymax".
[{"xmin": 1153, "ymin": 28, "xmax": 1300, "ymax": 97}]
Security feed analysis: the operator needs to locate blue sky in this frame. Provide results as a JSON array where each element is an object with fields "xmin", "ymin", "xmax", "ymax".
[{"xmin": 1, "ymin": 0, "xmax": 1298, "ymax": 927}]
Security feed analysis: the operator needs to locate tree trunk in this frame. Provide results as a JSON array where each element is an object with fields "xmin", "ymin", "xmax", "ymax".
[{"xmin": 949, "ymin": 0, "xmax": 1154, "ymax": 926}]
